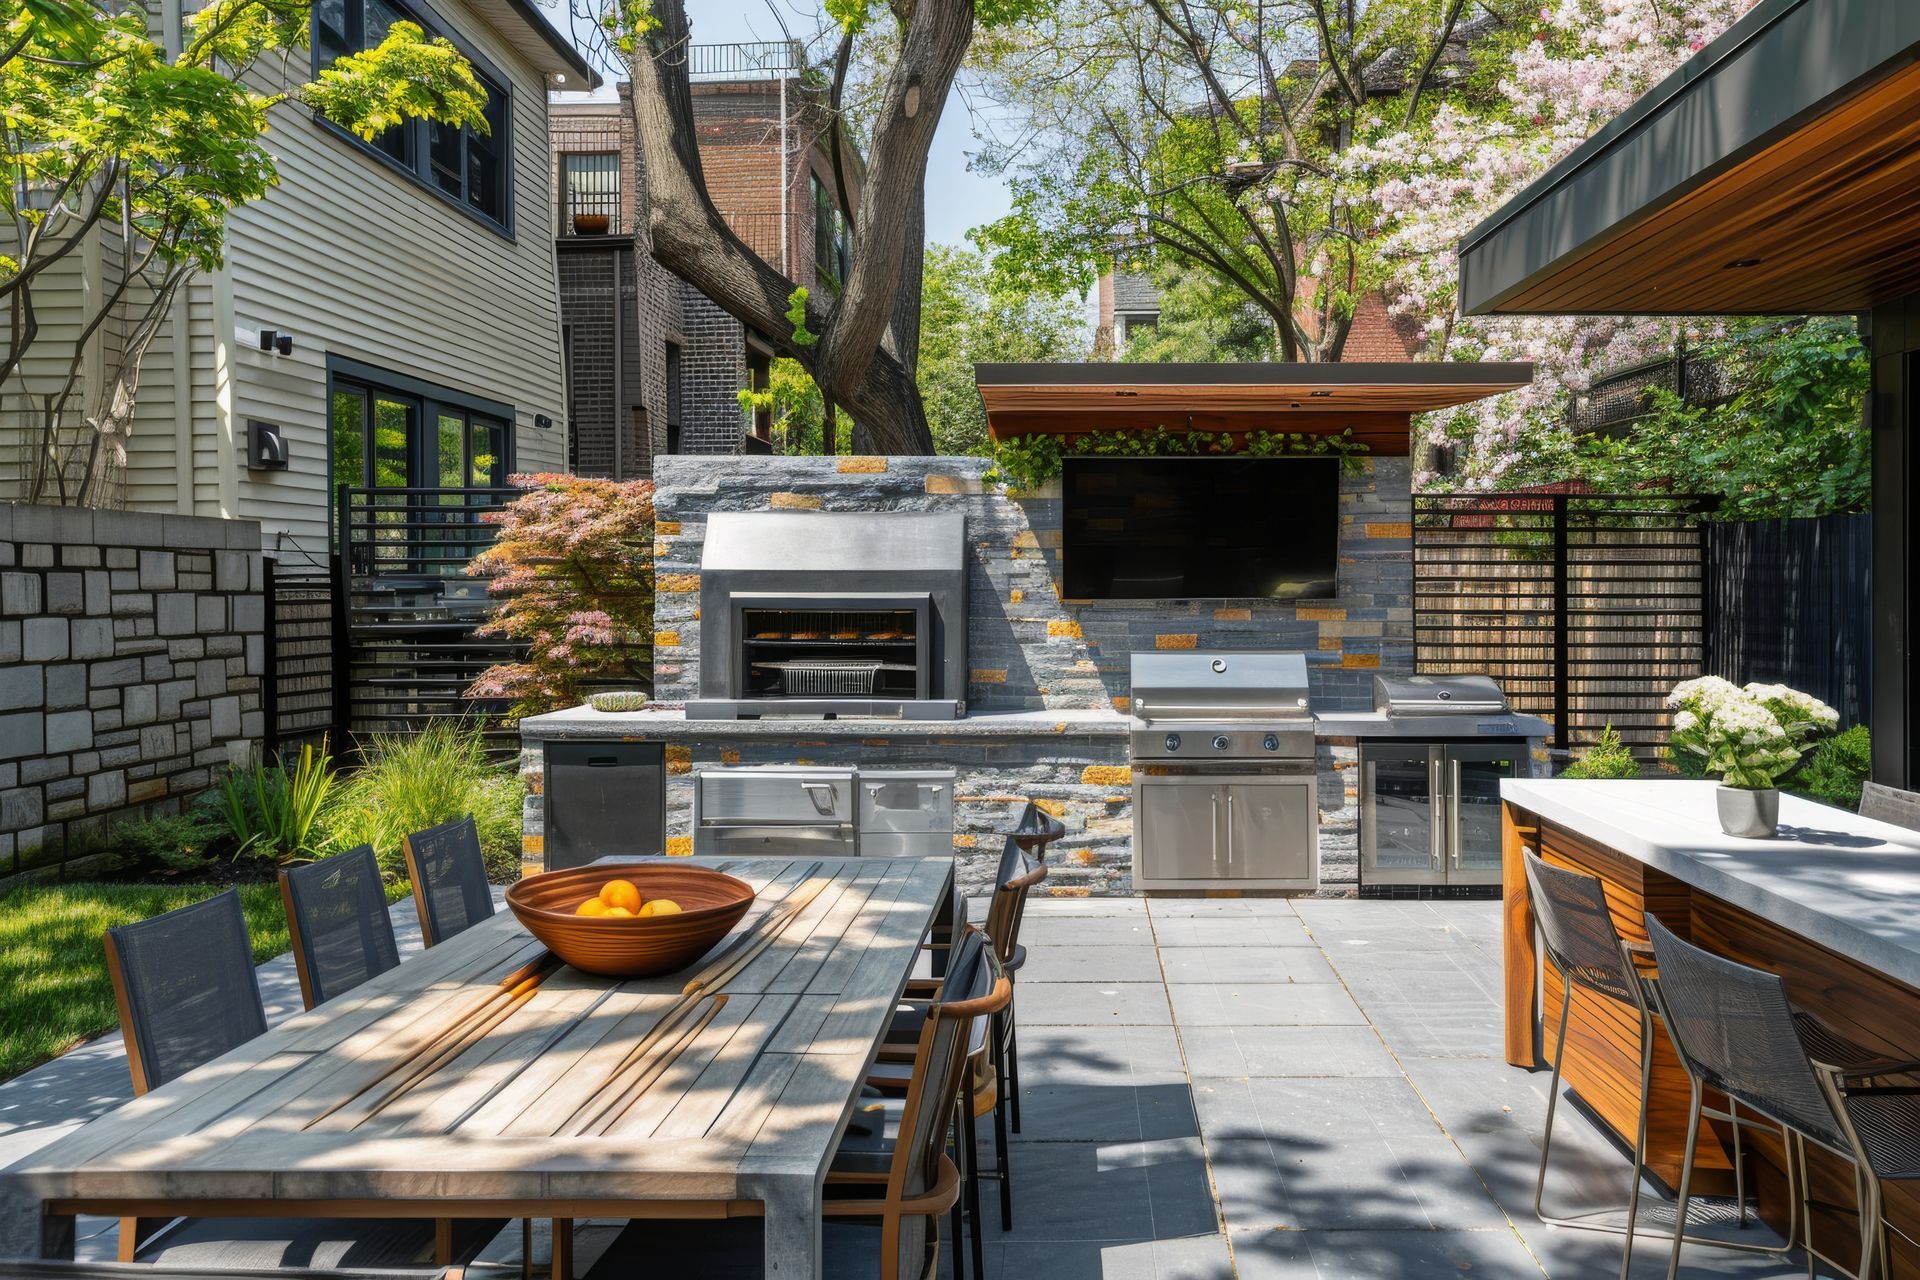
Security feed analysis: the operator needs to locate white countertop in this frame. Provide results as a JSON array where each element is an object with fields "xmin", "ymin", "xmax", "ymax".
[
  {"xmin": 1502, "ymin": 779, "xmax": 1920, "ymax": 988},
  {"xmin": 518, "ymin": 705, "xmax": 1133, "ymax": 741}
]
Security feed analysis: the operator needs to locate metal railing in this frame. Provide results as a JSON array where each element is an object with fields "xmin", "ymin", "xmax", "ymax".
[
  {"xmin": 558, "ymin": 146, "xmax": 623, "ymax": 236},
  {"xmin": 687, "ymin": 40, "xmax": 804, "ymax": 81},
  {"xmin": 337, "ymin": 486, "xmax": 522, "ymax": 746}
]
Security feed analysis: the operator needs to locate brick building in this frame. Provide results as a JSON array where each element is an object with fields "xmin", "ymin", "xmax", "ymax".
[
  {"xmin": 1094, "ymin": 266, "xmax": 1421, "ymax": 363},
  {"xmin": 551, "ymin": 44, "xmax": 861, "ymax": 477}
]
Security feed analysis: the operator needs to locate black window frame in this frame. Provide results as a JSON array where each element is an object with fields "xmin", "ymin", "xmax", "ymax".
[
  {"xmin": 310, "ymin": 0, "xmax": 515, "ymax": 238},
  {"xmin": 810, "ymin": 174, "xmax": 850, "ymax": 292},
  {"xmin": 327, "ymin": 357, "xmax": 515, "ymax": 524}
]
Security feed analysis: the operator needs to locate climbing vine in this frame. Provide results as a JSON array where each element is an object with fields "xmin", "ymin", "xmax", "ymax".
[{"xmin": 987, "ymin": 427, "xmax": 1370, "ymax": 490}]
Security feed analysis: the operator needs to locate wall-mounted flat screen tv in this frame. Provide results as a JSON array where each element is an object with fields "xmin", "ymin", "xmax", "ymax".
[{"xmin": 1061, "ymin": 456, "xmax": 1340, "ymax": 600}]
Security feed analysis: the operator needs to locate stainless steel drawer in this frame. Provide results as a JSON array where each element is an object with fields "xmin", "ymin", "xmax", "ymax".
[
  {"xmin": 857, "ymin": 770, "xmax": 955, "ymax": 835},
  {"xmin": 697, "ymin": 825, "xmax": 857, "ymax": 859},
  {"xmin": 696, "ymin": 769, "xmax": 855, "ymax": 825}
]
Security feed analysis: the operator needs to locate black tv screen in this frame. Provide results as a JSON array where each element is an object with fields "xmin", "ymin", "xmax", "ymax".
[{"xmin": 1061, "ymin": 456, "xmax": 1340, "ymax": 600}]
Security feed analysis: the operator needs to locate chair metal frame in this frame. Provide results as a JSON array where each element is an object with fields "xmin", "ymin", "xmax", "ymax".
[
  {"xmin": 1522, "ymin": 851, "xmax": 1800, "ymax": 1280},
  {"xmin": 1645, "ymin": 913, "xmax": 1920, "ymax": 1280}
]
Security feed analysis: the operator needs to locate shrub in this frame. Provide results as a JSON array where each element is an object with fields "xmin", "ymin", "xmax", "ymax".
[
  {"xmin": 325, "ymin": 721, "xmax": 524, "ymax": 883},
  {"xmin": 213, "ymin": 739, "xmax": 335, "ymax": 864},
  {"xmin": 1561, "ymin": 724, "xmax": 1641, "ymax": 780},
  {"xmin": 107, "ymin": 810, "xmax": 230, "ymax": 876},
  {"xmin": 467, "ymin": 474, "xmax": 655, "ymax": 719},
  {"xmin": 1786, "ymin": 724, "xmax": 1872, "ymax": 811},
  {"xmin": 1666, "ymin": 676, "xmax": 1838, "ymax": 789}
]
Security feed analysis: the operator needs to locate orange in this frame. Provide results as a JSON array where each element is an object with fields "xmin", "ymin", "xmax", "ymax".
[
  {"xmin": 575, "ymin": 898, "xmax": 610, "ymax": 917},
  {"xmin": 599, "ymin": 879, "xmax": 643, "ymax": 913},
  {"xmin": 638, "ymin": 899, "xmax": 683, "ymax": 918},
  {"xmin": 603, "ymin": 906, "xmax": 635, "ymax": 918}
]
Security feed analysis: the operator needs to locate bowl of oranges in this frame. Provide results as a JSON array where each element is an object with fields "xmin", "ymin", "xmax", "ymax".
[{"xmin": 505, "ymin": 863, "xmax": 756, "ymax": 978}]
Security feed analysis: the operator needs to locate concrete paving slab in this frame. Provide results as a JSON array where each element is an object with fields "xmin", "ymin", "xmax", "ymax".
[
  {"xmin": 1156, "ymin": 946, "xmax": 1338, "ymax": 985},
  {"xmin": 1017, "ymin": 981, "xmax": 1175, "ymax": 1027},
  {"xmin": 1179, "ymin": 1026, "xmax": 1400, "ymax": 1080},
  {"xmin": 1021, "ymin": 945, "xmax": 1168, "ymax": 983},
  {"xmin": 1165, "ymin": 983, "xmax": 1367, "ymax": 1027}
]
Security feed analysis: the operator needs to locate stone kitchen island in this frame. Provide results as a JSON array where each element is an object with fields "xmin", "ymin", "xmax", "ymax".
[{"xmin": 519, "ymin": 705, "xmax": 1132, "ymax": 896}]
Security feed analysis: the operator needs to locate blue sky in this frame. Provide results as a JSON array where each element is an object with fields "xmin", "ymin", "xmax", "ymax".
[{"xmin": 551, "ymin": 4, "xmax": 1015, "ymax": 249}]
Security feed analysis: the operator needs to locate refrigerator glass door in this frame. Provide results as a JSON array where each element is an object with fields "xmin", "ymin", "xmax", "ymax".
[
  {"xmin": 1445, "ymin": 745, "xmax": 1522, "ymax": 884},
  {"xmin": 1361, "ymin": 745, "xmax": 1441, "ymax": 885}
]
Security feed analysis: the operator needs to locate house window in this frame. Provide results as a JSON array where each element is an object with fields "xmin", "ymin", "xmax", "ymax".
[
  {"xmin": 811, "ymin": 175, "xmax": 850, "ymax": 290},
  {"xmin": 312, "ymin": 0, "xmax": 512, "ymax": 234},
  {"xmin": 562, "ymin": 152, "xmax": 620, "ymax": 234}
]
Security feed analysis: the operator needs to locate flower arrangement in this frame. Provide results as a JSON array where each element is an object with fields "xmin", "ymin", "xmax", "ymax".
[{"xmin": 1665, "ymin": 677, "xmax": 1838, "ymax": 790}]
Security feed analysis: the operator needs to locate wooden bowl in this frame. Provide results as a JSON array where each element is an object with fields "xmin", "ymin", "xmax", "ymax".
[{"xmin": 506, "ymin": 864, "xmax": 755, "ymax": 978}]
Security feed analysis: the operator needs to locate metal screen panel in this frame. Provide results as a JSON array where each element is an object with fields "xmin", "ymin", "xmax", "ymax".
[{"xmin": 1414, "ymin": 492, "xmax": 1705, "ymax": 758}]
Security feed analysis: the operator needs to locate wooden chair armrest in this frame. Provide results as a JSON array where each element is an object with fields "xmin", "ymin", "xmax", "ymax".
[{"xmin": 824, "ymin": 1156, "xmax": 960, "ymax": 1217}]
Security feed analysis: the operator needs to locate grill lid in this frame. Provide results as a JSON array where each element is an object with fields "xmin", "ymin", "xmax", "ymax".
[
  {"xmin": 1129, "ymin": 651, "xmax": 1310, "ymax": 722},
  {"xmin": 1373, "ymin": 674, "xmax": 1509, "ymax": 716}
]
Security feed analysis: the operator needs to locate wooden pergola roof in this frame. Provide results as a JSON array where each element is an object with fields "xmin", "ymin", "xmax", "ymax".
[{"xmin": 974, "ymin": 362, "xmax": 1535, "ymax": 455}]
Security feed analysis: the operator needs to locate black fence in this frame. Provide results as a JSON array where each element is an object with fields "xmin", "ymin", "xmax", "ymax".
[
  {"xmin": 1703, "ymin": 512, "xmax": 1871, "ymax": 729},
  {"xmin": 262, "ymin": 558, "xmax": 340, "ymax": 757},
  {"xmin": 1414, "ymin": 493, "xmax": 1707, "ymax": 759},
  {"xmin": 337, "ymin": 486, "xmax": 523, "ymax": 750}
]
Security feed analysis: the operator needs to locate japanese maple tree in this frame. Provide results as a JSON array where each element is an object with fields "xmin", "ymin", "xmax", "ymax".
[{"xmin": 465, "ymin": 474, "xmax": 656, "ymax": 719}]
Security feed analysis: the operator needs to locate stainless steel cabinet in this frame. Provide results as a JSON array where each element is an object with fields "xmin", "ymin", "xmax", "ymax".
[
  {"xmin": 693, "ymin": 765, "xmax": 954, "ymax": 858},
  {"xmin": 1359, "ymin": 742, "xmax": 1522, "ymax": 887},
  {"xmin": 1134, "ymin": 774, "xmax": 1317, "ymax": 891}
]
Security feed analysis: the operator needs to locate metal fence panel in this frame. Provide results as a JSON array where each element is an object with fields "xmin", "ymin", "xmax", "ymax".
[{"xmin": 1414, "ymin": 493, "xmax": 1706, "ymax": 759}]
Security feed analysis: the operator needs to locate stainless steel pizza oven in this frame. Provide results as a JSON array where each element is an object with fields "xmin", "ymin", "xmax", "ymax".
[{"xmin": 687, "ymin": 512, "xmax": 968, "ymax": 720}]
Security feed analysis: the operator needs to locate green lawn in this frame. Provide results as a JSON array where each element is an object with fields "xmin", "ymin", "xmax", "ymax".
[{"xmin": 0, "ymin": 882, "xmax": 291, "ymax": 1083}]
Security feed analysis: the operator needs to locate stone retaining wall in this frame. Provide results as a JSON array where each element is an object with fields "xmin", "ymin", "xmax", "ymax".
[{"xmin": 0, "ymin": 504, "xmax": 264, "ymax": 882}]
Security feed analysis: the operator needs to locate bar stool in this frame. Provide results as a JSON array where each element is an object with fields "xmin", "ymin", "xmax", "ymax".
[
  {"xmin": 1645, "ymin": 914, "xmax": 1920, "ymax": 1280},
  {"xmin": 1522, "ymin": 851, "xmax": 1799, "ymax": 1278}
]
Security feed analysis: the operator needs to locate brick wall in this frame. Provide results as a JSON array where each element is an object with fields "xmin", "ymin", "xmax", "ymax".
[
  {"xmin": 0, "ymin": 504, "xmax": 265, "ymax": 883},
  {"xmin": 674, "ymin": 287, "xmax": 748, "ymax": 455}
]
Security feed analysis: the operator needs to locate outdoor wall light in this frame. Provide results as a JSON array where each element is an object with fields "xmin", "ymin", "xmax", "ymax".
[
  {"xmin": 248, "ymin": 420, "xmax": 289, "ymax": 471},
  {"xmin": 258, "ymin": 329, "xmax": 294, "ymax": 354},
  {"xmin": 535, "ymin": 413, "xmax": 555, "ymax": 430}
]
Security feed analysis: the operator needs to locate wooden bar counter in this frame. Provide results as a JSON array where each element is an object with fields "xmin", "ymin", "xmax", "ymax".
[{"xmin": 1502, "ymin": 779, "xmax": 1920, "ymax": 1276}]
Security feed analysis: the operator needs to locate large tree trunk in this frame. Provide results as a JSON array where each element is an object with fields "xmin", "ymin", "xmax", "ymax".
[{"xmin": 626, "ymin": 1, "xmax": 970, "ymax": 454}]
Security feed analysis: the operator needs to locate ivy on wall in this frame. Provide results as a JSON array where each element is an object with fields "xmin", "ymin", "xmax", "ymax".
[{"xmin": 987, "ymin": 427, "xmax": 1371, "ymax": 489}]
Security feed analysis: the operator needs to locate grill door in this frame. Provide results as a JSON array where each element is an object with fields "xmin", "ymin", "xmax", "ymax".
[
  {"xmin": 1361, "ymin": 744, "xmax": 1441, "ymax": 885},
  {"xmin": 1135, "ymin": 776, "xmax": 1226, "ymax": 883},
  {"xmin": 1221, "ymin": 778, "xmax": 1317, "ymax": 889}
]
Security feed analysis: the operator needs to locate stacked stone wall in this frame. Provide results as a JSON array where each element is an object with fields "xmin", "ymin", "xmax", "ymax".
[{"xmin": 0, "ymin": 504, "xmax": 263, "ymax": 884}]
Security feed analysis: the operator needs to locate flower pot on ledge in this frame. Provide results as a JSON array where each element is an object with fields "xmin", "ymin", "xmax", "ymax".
[
  {"xmin": 1716, "ymin": 785, "xmax": 1779, "ymax": 839},
  {"xmin": 572, "ymin": 213, "xmax": 611, "ymax": 235}
]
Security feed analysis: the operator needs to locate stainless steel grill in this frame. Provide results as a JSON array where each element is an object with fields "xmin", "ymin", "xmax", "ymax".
[
  {"xmin": 1373, "ymin": 674, "xmax": 1510, "ymax": 717},
  {"xmin": 1128, "ymin": 651, "xmax": 1318, "ymax": 891}
]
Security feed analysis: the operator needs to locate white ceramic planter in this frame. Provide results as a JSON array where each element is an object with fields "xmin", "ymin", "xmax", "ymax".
[{"xmin": 1716, "ymin": 785, "xmax": 1779, "ymax": 838}]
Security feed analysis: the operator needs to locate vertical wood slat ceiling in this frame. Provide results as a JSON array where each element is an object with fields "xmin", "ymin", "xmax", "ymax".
[{"xmin": 1499, "ymin": 59, "xmax": 1920, "ymax": 315}]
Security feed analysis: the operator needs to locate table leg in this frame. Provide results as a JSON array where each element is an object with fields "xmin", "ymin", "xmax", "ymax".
[
  {"xmin": 0, "ymin": 1192, "xmax": 68, "ymax": 1262},
  {"xmin": 761, "ymin": 1177, "xmax": 822, "ymax": 1279}
]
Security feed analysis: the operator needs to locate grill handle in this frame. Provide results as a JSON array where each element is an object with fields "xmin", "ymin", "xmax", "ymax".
[
  {"xmin": 1211, "ymin": 791, "xmax": 1221, "ymax": 868},
  {"xmin": 1225, "ymin": 791, "xmax": 1234, "ymax": 867},
  {"xmin": 800, "ymin": 780, "xmax": 838, "ymax": 815}
]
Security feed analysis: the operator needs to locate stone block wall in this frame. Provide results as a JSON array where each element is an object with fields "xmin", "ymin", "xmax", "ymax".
[{"xmin": 0, "ymin": 503, "xmax": 265, "ymax": 881}]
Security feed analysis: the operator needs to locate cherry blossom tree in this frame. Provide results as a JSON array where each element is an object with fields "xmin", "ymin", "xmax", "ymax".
[{"xmin": 1340, "ymin": 0, "xmax": 1762, "ymax": 489}]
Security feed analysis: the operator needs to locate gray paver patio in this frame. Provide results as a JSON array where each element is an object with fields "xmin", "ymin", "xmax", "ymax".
[
  {"xmin": 987, "ymin": 894, "xmax": 1806, "ymax": 1279},
  {"xmin": 0, "ymin": 886, "xmax": 1811, "ymax": 1277}
]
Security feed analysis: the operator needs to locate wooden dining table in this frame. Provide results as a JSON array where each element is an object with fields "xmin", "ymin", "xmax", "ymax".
[{"xmin": 0, "ymin": 854, "xmax": 955, "ymax": 1280}]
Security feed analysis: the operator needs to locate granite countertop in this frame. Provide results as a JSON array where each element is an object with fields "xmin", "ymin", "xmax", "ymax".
[
  {"xmin": 518, "ymin": 705, "xmax": 1134, "ymax": 741},
  {"xmin": 1502, "ymin": 778, "xmax": 1920, "ymax": 989}
]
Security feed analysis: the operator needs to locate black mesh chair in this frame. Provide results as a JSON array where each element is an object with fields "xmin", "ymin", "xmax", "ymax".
[
  {"xmin": 1646, "ymin": 914, "xmax": 1920, "ymax": 1280},
  {"xmin": 105, "ymin": 889, "xmax": 269, "ymax": 1098},
  {"xmin": 401, "ymin": 816, "xmax": 495, "ymax": 948},
  {"xmin": 1521, "ymin": 851, "xmax": 1796, "ymax": 1279},
  {"xmin": 281, "ymin": 844, "xmax": 402, "ymax": 1009},
  {"xmin": 582, "ymin": 929, "xmax": 1003, "ymax": 1280},
  {"xmin": 103, "ymin": 892, "xmax": 495, "ymax": 1271}
]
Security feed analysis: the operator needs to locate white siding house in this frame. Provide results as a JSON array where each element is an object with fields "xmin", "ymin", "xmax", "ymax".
[{"xmin": 14, "ymin": 0, "xmax": 595, "ymax": 558}]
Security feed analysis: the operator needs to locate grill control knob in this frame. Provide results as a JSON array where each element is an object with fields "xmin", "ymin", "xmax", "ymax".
[
  {"xmin": 1262, "ymin": 733, "xmax": 1280, "ymax": 752},
  {"xmin": 1164, "ymin": 733, "xmax": 1182, "ymax": 753},
  {"xmin": 1211, "ymin": 734, "xmax": 1231, "ymax": 752}
]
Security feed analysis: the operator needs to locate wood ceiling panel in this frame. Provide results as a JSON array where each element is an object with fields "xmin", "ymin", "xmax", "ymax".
[{"xmin": 1504, "ymin": 60, "xmax": 1920, "ymax": 315}]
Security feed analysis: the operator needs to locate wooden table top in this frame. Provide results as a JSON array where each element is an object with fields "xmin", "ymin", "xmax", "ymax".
[{"xmin": 0, "ymin": 856, "xmax": 953, "ymax": 1224}]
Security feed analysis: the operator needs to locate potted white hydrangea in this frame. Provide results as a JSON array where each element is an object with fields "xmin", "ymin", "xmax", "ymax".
[{"xmin": 1666, "ymin": 677, "xmax": 1839, "ymax": 837}]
